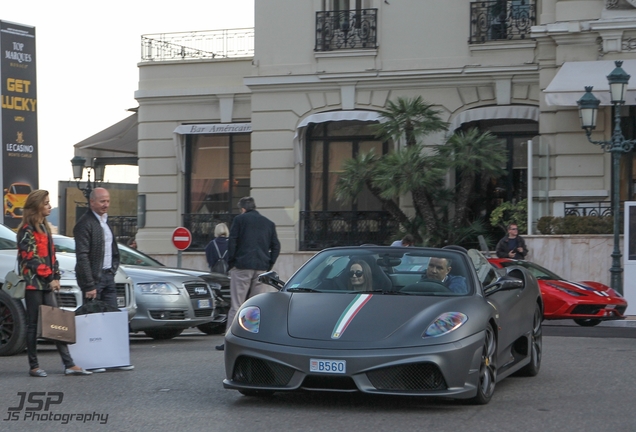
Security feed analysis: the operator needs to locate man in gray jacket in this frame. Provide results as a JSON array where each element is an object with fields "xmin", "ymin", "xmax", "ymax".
[{"xmin": 216, "ymin": 196, "xmax": 280, "ymax": 351}]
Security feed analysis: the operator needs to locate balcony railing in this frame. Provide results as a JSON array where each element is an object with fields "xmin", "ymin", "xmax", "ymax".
[
  {"xmin": 141, "ymin": 28, "xmax": 254, "ymax": 62},
  {"xmin": 564, "ymin": 202, "xmax": 618, "ymax": 217},
  {"xmin": 300, "ymin": 211, "xmax": 398, "ymax": 251},
  {"xmin": 315, "ymin": 9, "xmax": 378, "ymax": 51},
  {"xmin": 183, "ymin": 213, "xmax": 238, "ymax": 250},
  {"xmin": 469, "ymin": 0, "xmax": 535, "ymax": 44}
]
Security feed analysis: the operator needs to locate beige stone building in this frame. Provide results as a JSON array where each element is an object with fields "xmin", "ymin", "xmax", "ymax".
[{"xmin": 73, "ymin": 0, "xmax": 636, "ymax": 288}]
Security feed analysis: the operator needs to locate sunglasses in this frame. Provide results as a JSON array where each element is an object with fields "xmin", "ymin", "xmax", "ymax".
[{"xmin": 349, "ymin": 270, "xmax": 364, "ymax": 278}]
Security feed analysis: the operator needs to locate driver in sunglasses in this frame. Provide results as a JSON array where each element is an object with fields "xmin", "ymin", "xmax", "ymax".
[{"xmin": 348, "ymin": 260, "xmax": 374, "ymax": 291}]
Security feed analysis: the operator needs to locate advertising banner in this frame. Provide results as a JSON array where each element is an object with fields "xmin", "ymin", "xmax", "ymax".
[{"xmin": 0, "ymin": 20, "xmax": 38, "ymax": 229}]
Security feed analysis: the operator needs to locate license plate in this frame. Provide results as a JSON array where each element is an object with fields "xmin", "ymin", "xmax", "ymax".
[
  {"xmin": 197, "ymin": 299, "xmax": 211, "ymax": 308},
  {"xmin": 117, "ymin": 296, "xmax": 125, "ymax": 307},
  {"xmin": 310, "ymin": 359, "xmax": 346, "ymax": 374}
]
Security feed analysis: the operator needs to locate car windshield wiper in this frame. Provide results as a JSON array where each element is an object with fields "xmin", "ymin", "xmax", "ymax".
[{"xmin": 286, "ymin": 287, "xmax": 320, "ymax": 293}]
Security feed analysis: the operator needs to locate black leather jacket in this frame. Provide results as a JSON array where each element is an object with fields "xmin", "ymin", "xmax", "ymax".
[{"xmin": 73, "ymin": 210, "xmax": 120, "ymax": 292}]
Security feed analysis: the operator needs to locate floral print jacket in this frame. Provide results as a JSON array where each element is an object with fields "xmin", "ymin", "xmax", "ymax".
[{"xmin": 17, "ymin": 224, "xmax": 60, "ymax": 291}]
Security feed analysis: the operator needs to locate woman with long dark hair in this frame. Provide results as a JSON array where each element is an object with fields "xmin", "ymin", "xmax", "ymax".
[{"xmin": 18, "ymin": 189, "xmax": 91, "ymax": 377}]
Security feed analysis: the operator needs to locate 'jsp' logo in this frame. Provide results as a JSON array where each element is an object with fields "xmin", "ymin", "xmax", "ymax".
[{"xmin": 8, "ymin": 392, "xmax": 63, "ymax": 412}]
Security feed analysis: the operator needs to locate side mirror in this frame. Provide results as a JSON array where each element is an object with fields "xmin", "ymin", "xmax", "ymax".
[
  {"xmin": 258, "ymin": 271, "xmax": 285, "ymax": 291},
  {"xmin": 484, "ymin": 275, "xmax": 524, "ymax": 296}
]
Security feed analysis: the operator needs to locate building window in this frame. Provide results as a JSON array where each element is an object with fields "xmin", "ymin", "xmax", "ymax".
[
  {"xmin": 186, "ymin": 133, "xmax": 250, "ymax": 214},
  {"xmin": 305, "ymin": 121, "xmax": 387, "ymax": 212}
]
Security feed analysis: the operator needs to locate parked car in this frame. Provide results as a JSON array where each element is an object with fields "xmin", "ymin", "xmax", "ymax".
[
  {"xmin": 222, "ymin": 246, "xmax": 542, "ymax": 404},
  {"xmin": 488, "ymin": 257, "xmax": 627, "ymax": 326},
  {"xmin": 0, "ymin": 224, "xmax": 135, "ymax": 356},
  {"xmin": 52, "ymin": 235, "xmax": 223, "ymax": 338}
]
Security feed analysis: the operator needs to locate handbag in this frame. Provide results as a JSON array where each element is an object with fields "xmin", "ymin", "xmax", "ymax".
[
  {"xmin": 75, "ymin": 299, "xmax": 121, "ymax": 315},
  {"xmin": 4, "ymin": 271, "xmax": 26, "ymax": 299},
  {"xmin": 69, "ymin": 310, "xmax": 130, "ymax": 369},
  {"xmin": 37, "ymin": 302, "xmax": 76, "ymax": 344},
  {"xmin": 211, "ymin": 240, "xmax": 229, "ymax": 275}
]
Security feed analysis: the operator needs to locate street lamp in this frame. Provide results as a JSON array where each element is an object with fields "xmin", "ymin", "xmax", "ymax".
[
  {"xmin": 577, "ymin": 60, "xmax": 636, "ymax": 295},
  {"xmin": 70, "ymin": 155, "xmax": 105, "ymax": 201}
]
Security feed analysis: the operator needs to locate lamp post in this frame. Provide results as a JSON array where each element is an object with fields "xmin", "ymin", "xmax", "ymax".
[
  {"xmin": 70, "ymin": 155, "xmax": 105, "ymax": 202},
  {"xmin": 577, "ymin": 60, "xmax": 636, "ymax": 296}
]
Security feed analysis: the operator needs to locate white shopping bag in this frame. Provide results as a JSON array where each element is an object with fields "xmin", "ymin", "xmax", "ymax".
[{"xmin": 69, "ymin": 311, "xmax": 130, "ymax": 369}]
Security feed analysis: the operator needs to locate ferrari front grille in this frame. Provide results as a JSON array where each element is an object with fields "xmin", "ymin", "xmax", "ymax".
[
  {"xmin": 232, "ymin": 356, "xmax": 295, "ymax": 386},
  {"xmin": 301, "ymin": 375, "xmax": 357, "ymax": 391},
  {"xmin": 366, "ymin": 362, "xmax": 447, "ymax": 391},
  {"xmin": 571, "ymin": 304, "xmax": 604, "ymax": 315}
]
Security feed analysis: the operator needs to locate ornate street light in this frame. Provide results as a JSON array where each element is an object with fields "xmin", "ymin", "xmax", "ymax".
[
  {"xmin": 70, "ymin": 155, "xmax": 105, "ymax": 201},
  {"xmin": 577, "ymin": 60, "xmax": 636, "ymax": 295}
]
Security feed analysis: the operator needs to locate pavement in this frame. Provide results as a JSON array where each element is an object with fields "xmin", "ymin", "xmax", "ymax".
[{"xmin": 544, "ymin": 315, "xmax": 636, "ymax": 328}]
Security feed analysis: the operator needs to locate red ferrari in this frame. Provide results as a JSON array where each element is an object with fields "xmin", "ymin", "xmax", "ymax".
[{"xmin": 488, "ymin": 258, "xmax": 628, "ymax": 327}]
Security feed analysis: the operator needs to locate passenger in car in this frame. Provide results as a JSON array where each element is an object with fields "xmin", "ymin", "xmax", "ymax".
[
  {"xmin": 348, "ymin": 260, "xmax": 373, "ymax": 291},
  {"xmin": 425, "ymin": 257, "xmax": 467, "ymax": 293}
]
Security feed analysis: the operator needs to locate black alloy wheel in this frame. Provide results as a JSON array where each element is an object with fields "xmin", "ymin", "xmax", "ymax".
[{"xmin": 0, "ymin": 290, "xmax": 27, "ymax": 356}]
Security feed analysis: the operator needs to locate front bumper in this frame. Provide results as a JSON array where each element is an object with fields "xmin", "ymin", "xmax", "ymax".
[
  {"xmin": 129, "ymin": 289, "xmax": 214, "ymax": 332},
  {"xmin": 222, "ymin": 331, "xmax": 486, "ymax": 399}
]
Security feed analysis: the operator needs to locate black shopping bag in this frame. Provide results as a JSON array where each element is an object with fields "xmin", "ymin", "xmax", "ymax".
[{"xmin": 75, "ymin": 299, "xmax": 120, "ymax": 315}]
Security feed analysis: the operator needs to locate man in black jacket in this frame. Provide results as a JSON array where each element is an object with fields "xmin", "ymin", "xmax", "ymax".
[
  {"xmin": 495, "ymin": 223, "xmax": 528, "ymax": 259},
  {"xmin": 216, "ymin": 197, "xmax": 280, "ymax": 351},
  {"xmin": 74, "ymin": 187, "xmax": 120, "ymax": 306},
  {"xmin": 74, "ymin": 187, "xmax": 133, "ymax": 372}
]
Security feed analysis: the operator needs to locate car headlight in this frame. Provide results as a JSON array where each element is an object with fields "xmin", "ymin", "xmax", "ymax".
[
  {"xmin": 547, "ymin": 282, "xmax": 584, "ymax": 297},
  {"xmin": 423, "ymin": 312, "xmax": 468, "ymax": 338},
  {"xmin": 238, "ymin": 306, "xmax": 260, "ymax": 333},
  {"xmin": 137, "ymin": 282, "xmax": 179, "ymax": 295}
]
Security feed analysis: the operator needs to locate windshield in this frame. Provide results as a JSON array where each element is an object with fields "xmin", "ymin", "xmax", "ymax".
[
  {"xmin": 52, "ymin": 235, "xmax": 164, "ymax": 267},
  {"xmin": 498, "ymin": 260, "xmax": 561, "ymax": 280},
  {"xmin": 285, "ymin": 247, "xmax": 473, "ymax": 296},
  {"xmin": 0, "ymin": 224, "xmax": 17, "ymax": 249},
  {"xmin": 12, "ymin": 184, "xmax": 31, "ymax": 194},
  {"xmin": 118, "ymin": 244, "xmax": 164, "ymax": 267}
]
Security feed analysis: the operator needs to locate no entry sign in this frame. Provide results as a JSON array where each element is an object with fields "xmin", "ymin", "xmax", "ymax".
[{"xmin": 172, "ymin": 227, "xmax": 192, "ymax": 250}]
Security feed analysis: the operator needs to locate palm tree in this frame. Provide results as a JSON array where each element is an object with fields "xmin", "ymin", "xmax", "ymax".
[
  {"xmin": 438, "ymin": 128, "xmax": 508, "ymax": 225},
  {"xmin": 373, "ymin": 96, "xmax": 448, "ymax": 147}
]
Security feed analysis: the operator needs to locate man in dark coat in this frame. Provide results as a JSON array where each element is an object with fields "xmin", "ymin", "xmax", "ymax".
[
  {"xmin": 216, "ymin": 196, "xmax": 280, "ymax": 351},
  {"xmin": 74, "ymin": 187, "xmax": 120, "ymax": 306},
  {"xmin": 495, "ymin": 223, "xmax": 528, "ymax": 259},
  {"xmin": 74, "ymin": 187, "xmax": 133, "ymax": 372}
]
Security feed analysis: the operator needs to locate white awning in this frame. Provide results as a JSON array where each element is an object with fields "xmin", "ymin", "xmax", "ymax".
[
  {"xmin": 448, "ymin": 106, "xmax": 539, "ymax": 132},
  {"xmin": 544, "ymin": 60, "xmax": 636, "ymax": 106},
  {"xmin": 293, "ymin": 110, "xmax": 385, "ymax": 164},
  {"xmin": 74, "ymin": 113, "xmax": 138, "ymax": 159}
]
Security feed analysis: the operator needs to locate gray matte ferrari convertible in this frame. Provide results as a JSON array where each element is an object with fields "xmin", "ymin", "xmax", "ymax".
[{"xmin": 222, "ymin": 246, "xmax": 543, "ymax": 404}]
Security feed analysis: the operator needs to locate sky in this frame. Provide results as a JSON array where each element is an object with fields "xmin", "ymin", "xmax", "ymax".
[{"xmin": 3, "ymin": 0, "xmax": 254, "ymax": 207}]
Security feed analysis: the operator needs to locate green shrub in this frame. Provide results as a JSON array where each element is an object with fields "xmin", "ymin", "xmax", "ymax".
[
  {"xmin": 536, "ymin": 215, "xmax": 616, "ymax": 234},
  {"xmin": 490, "ymin": 199, "xmax": 527, "ymax": 233}
]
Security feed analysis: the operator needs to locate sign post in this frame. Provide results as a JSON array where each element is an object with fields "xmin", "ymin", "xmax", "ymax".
[{"xmin": 171, "ymin": 227, "xmax": 192, "ymax": 268}]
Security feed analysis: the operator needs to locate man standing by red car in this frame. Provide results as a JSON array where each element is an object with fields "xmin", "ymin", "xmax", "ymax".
[{"xmin": 495, "ymin": 223, "xmax": 528, "ymax": 260}]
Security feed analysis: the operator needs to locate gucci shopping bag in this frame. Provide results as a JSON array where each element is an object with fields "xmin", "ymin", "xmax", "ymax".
[
  {"xmin": 69, "ymin": 311, "xmax": 130, "ymax": 369},
  {"xmin": 37, "ymin": 305, "xmax": 76, "ymax": 344}
]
